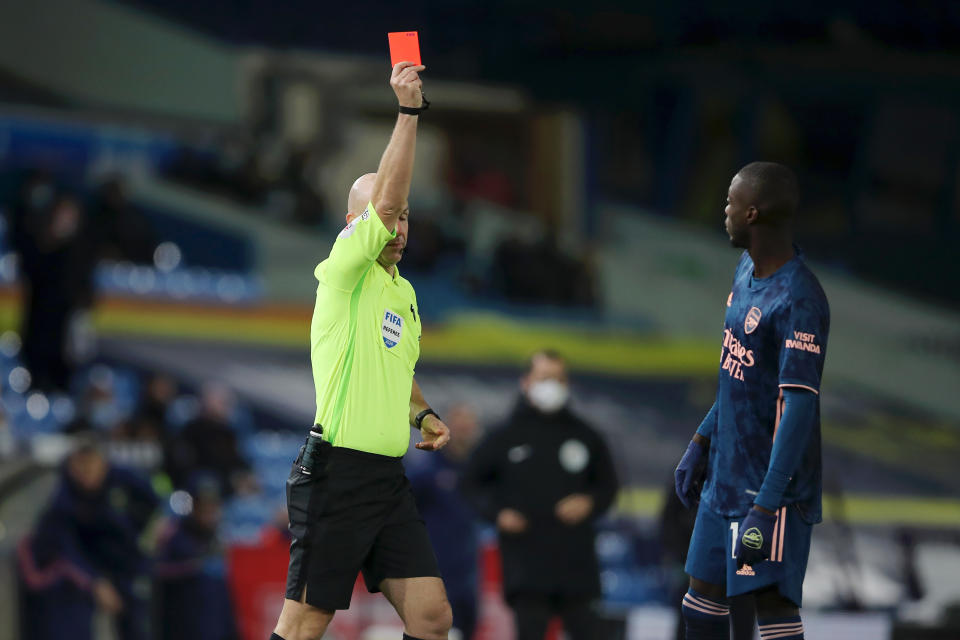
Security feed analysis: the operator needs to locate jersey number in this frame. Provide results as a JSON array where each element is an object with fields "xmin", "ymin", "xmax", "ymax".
[{"xmin": 730, "ymin": 522, "xmax": 739, "ymax": 558}]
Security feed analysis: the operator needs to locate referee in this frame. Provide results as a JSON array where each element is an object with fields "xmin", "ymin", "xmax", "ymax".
[{"xmin": 270, "ymin": 61, "xmax": 453, "ymax": 640}]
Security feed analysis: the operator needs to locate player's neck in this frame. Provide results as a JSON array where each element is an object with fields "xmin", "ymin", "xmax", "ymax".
[{"xmin": 748, "ymin": 238, "xmax": 794, "ymax": 279}]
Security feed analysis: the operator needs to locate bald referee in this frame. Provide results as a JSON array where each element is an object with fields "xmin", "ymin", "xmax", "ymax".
[{"xmin": 270, "ymin": 61, "xmax": 453, "ymax": 640}]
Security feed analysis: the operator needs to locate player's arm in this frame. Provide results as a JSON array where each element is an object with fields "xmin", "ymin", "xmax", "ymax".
[
  {"xmin": 749, "ymin": 296, "xmax": 827, "ymax": 517},
  {"xmin": 735, "ymin": 388, "xmax": 816, "ymax": 568},
  {"xmin": 694, "ymin": 400, "xmax": 718, "ymax": 444},
  {"xmin": 736, "ymin": 294, "xmax": 828, "ymax": 567},
  {"xmin": 409, "ymin": 377, "xmax": 449, "ymax": 451},
  {"xmin": 674, "ymin": 401, "xmax": 716, "ymax": 508},
  {"xmin": 753, "ymin": 388, "xmax": 817, "ymax": 513},
  {"xmin": 370, "ymin": 61, "xmax": 426, "ymax": 233}
]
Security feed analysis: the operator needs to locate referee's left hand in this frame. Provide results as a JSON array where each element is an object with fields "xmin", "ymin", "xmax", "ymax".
[{"xmin": 416, "ymin": 415, "xmax": 450, "ymax": 451}]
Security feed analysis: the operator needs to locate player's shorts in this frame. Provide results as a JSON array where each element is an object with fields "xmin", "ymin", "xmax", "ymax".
[
  {"xmin": 284, "ymin": 434, "xmax": 441, "ymax": 610},
  {"xmin": 684, "ymin": 503, "xmax": 812, "ymax": 607}
]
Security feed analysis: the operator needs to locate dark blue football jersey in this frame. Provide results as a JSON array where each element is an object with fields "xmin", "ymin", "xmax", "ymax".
[{"xmin": 700, "ymin": 249, "xmax": 830, "ymax": 524}]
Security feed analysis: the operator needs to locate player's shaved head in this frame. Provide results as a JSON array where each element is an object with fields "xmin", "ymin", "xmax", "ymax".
[
  {"xmin": 347, "ymin": 173, "xmax": 378, "ymax": 218},
  {"xmin": 735, "ymin": 162, "xmax": 799, "ymax": 225}
]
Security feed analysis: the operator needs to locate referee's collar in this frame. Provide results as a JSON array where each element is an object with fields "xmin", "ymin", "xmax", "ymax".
[{"xmin": 377, "ymin": 261, "xmax": 401, "ymax": 283}]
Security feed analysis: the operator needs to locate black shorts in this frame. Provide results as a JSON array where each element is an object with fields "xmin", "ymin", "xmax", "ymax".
[{"xmin": 284, "ymin": 435, "xmax": 440, "ymax": 611}]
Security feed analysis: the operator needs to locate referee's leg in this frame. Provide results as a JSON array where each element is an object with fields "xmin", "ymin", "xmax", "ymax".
[
  {"xmin": 380, "ymin": 576, "xmax": 453, "ymax": 640},
  {"xmin": 272, "ymin": 594, "xmax": 334, "ymax": 640}
]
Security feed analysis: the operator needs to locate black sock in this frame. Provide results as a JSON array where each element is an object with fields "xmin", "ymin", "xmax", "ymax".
[{"xmin": 270, "ymin": 634, "xmax": 286, "ymax": 640}]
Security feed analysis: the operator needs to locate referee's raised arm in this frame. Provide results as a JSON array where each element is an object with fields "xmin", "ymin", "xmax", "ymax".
[{"xmin": 370, "ymin": 61, "xmax": 426, "ymax": 232}]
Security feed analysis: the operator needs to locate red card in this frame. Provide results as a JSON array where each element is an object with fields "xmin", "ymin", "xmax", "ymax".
[{"xmin": 388, "ymin": 31, "xmax": 421, "ymax": 67}]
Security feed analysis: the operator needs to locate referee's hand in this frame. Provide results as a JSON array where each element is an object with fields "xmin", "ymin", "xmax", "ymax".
[
  {"xmin": 415, "ymin": 414, "xmax": 450, "ymax": 451},
  {"xmin": 391, "ymin": 61, "xmax": 426, "ymax": 109}
]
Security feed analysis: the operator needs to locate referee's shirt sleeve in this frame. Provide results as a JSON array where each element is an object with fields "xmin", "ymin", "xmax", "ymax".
[{"xmin": 320, "ymin": 202, "xmax": 396, "ymax": 291}]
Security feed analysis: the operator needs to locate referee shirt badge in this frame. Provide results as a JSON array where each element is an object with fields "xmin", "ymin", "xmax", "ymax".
[{"xmin": 382, "ymin": 309, "xmax": 404, "ymax": 348}]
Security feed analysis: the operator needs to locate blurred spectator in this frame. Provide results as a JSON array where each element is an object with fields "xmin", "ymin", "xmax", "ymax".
[
  {"xmin": 66, "ymin": 365, "xmax": 127, "ymax": 434},
  {"xmin": 461, "ymin": 350, "xmax": 619, "ymax": 640},
  {"xmin": 410, "ymin": 403, "xmax": 483, "ymax": 640},
  {"xmin": 284, "ymin": 146, "xmax": 328, "ymax": 227},
  {"xmin": 119, "ymin": 372, "xmax": 178, "ymax": 443},
  {"xmin": 14, "ymin": 179, "xmax": 97, "ymax": 391},
  {"xmin": 449, "ymin": 153, "xmax": 517, "ymax": 208},
  {"xmin": 659, "ymin": 477, "xmax": 699, "ymax": 640},
  {"xmin": 88, "ymin": 175, "xmax": 157, "ymax": 263},
  {"xmin": 0, "ymin": 405, "xmax": 14, "ymax": 459},
  {"xmin": 400, "ymin": 217, "xmax": 447, "ymax": 272},
  {"xmin": 164, "ymin": 137, "xmax": 330, "ymax": 228},
  {"xmin": 9, "ymin": 170, "xmax": 56, "ymax": 257},
  {"xmin": 259, "ymin": 505, "xmax": 293, "ymax": 547},
  {"xmin": 155, "ymin": 476, "xmax": 239, "ymax": 640},
  {"xmin": 18, "ymin": 437, "xmax": 159, "ymax": 640},
  {"xmin": 492, "ymin": 235, "xmax": 597, "ymax": 308},
  {"xmin": 165, "ymin": 383, "xmax": 256, "ymax": 497}
]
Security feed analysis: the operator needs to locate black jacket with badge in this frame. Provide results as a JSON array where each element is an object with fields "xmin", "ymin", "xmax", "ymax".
[{"xmin": 461, "ymin": 397, "xmax": 619, "ymax": 599}]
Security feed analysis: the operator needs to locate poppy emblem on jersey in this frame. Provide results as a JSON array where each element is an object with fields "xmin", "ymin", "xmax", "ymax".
[
  {"xmin": 382, "ymin": 309, "xmax": 403, "ymax": 348},
  {"xmin": 338, "ymin": 208, "xmax": 370, "ymax": 239},
  {"xmin": 744, "ymin": 307, "xmax": 762, "ymax": 334},
  {"xmin": 742, "ymin": 527, "xmax": 763, "ymax": 550}
]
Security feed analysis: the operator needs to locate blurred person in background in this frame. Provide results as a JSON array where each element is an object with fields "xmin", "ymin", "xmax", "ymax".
[
  {"xmin": 165, "ymin": 382, "xmax": 257, "ymax": 497},
  {"xmin": 119, "ymin": 371, "xmax": 178, "ymax": 443},
  {"xmin": 89, "ymin": 175, "xmax": 157, "ymax": 263},
  {"xmin": 66, "ymin": 365, "xmax": 127, "ymax": 434},
  {"xmin": 674, "ymin": 163, "xmax": 829, "ymax": 640},
  {"xmin": 260, "ymin": 505, "xmax": 293, "ymax": 547},
  {"xmin": 155, "ymin": 475, "xmax": 239, "ymax": 640},
  {"xmin": 18, "ymin": 437, "xmax": 160, "ymax": 640},
  {"xmin": 134, "ymin": 372, "xmax": 178, "ymax": 426},
  {"xmin": 14, "ymin": 183, "xmax": 97, "ymax": 391},
  {"xmin": 409, "ymin": 403, "xmax": 483, "ymax": 640},
  {"xmin": 270, "ymin": 61, "xmax": 453, "ymax": 640},
  {"xmin": 660, "ymin": 477, "xmax": 700, "ymax": 640},
  {"xmin": 0, "ymin": 405, "xmax": 14, "ymax": 458},
  {"xmin": 492, "ymin": 234, "xmax": 597, "ymax": 308},
  {"xmin": 461, "ymin": 349, "xmax": 619, "ymax": 640}
]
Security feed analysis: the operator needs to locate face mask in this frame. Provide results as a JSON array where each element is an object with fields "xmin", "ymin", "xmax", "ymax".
[{"xmin": 527, "ymin": 379, "xmax": 569, "ymax": 413}]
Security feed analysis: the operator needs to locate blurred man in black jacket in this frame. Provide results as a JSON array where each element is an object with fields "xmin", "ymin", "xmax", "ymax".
[{"xmin": 461, "ymin": 350, "xmax": 619, "ymax": 640}]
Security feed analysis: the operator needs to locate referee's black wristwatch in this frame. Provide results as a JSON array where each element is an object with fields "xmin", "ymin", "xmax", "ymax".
[
  {"xmin": 414, "ymin": 408, "xmax": 440, "ymax": 430},
  {"xmin": 399, "ymin": 93, "xmax": 430, "ymax": 116}
]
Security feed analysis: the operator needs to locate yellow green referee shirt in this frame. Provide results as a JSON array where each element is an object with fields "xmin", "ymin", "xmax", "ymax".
[{"xmin": 310, "ymin": 202, "xmax": 421, "ymax": 457}]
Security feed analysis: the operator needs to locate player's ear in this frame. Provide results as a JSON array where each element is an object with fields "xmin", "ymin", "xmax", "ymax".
[
  {"xmin": 745, "ymin": 206, "xmax": 759, "ymax": 224},
  {"xmin": 345, "ymin": 212, "xmax": 357, "ymax": 224}
]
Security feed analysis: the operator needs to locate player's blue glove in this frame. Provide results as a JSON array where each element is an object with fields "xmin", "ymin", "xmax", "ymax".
[
  {"xmin": 674, "ymin": 439, "xmax": 708, "ymax": 509},
  {"xmin": 735, "ymin": 507, "xmax": 778, "ymax": 569}
]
